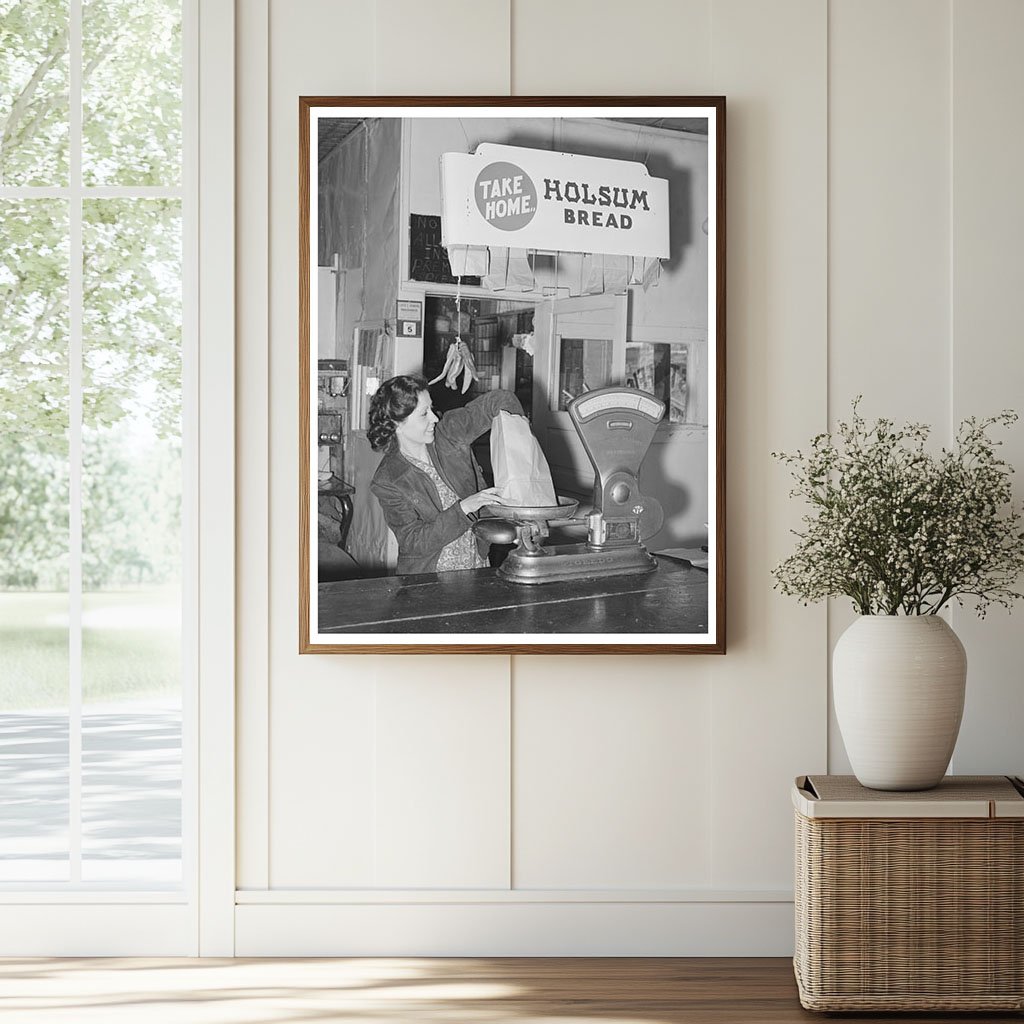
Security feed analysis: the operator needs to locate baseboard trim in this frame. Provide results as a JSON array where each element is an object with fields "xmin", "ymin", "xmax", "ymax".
[
  {"xmin": 235, "ymin": 900, "xmax": 795, "ymax": 956},
  {"xmin": 235, "ymin": 887, "xmax": 792, "ymax": 904}
]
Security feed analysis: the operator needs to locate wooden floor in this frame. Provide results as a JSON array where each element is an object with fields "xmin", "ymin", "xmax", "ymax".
[{"xmin": 0, "ymin": 957, "xmax": 1020, "ymax": 1023}]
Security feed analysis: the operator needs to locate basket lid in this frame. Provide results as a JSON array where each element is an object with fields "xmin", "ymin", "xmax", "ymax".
[{"xmin": 793, "ymin": 775, "xmax": 1024, "ymax": 819}]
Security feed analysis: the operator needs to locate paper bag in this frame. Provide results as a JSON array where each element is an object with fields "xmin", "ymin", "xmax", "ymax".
[
  {"xmin": 490, "ymin": 411, "xmax": 557, "ymax": 507},
  {"xmin": 604, "ymin": 254, "xmax": 629, "ymax": 294},
  {"xmin": 507, "ymin": 248, "xmax": 535, "ymax": 291},
  {"xmin": 581, "ymin": 253, "xmax": 604, "ymax": 294},
  {"xmin": 483, "ymin": 246, "xmax": 508, "ymax": 290}
]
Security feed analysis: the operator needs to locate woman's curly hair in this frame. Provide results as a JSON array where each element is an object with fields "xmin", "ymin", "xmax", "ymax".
[{"xmin": 367, "ymin": 374, "xmax": 429, "ymax": 452}]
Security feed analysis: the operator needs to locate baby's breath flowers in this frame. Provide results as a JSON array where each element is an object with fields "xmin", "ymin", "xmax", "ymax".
[{"xmin": 772, "ymin": 400, "xmax": 1024, "ymax": 617}]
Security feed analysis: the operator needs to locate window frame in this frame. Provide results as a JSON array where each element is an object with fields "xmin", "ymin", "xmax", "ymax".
[{"xmin": 0, "ymin": 0, "xmax": 235, "ymax": 956}]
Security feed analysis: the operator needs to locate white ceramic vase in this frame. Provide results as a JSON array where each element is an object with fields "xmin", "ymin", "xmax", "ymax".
[{"xmin": 833, "ymin": 615, "xmax": 967, "ymax": 791}]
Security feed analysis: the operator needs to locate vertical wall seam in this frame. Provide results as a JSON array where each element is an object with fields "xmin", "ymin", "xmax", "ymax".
[
  {"xmin": 824, "ymin": 0, "xmax": 832, "ymax": 771},
  {"xmin": 707, "ymin": 667, "xmax": 715, "ymax": 888},
  {"xmin": 507, "ymin": 0, "xmax": 514, "ymax": 95},
  {"xmin": 373, "ymin": 1, "xmax": 380, "ymax": 94},
  {"xmin": 948, "ymin": 0, "xmax": 955, "ymax": 443},
  {"xmin": 946, "ymin": 0, "xmax": 957, "ymax": 769},
  {"xmin": 947, "ymin": 0, "xmax": 954, "ymax": 439},
  {"xmin": 508, "ymin": 656, "xmax": 515, "ymax": 890},
  {"xmin": 371, "ymin": 671, "xmax": 379, "ymax": 887},
  {"xmin": 709, "ymin": 0, "xmax": 714, "ymax": 92},
  {"xmin": 262, "ymin": 0, "xmax": 272, "ymax": 889}
]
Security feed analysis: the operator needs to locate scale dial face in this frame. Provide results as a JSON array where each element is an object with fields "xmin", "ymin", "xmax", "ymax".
[
  {"xmin": 571, "ymin": 389, "xmax": 664, "ymax": 424},
  {"xmin": 567, "ymin": 386, "xmax": 665, "ymax": 475}
]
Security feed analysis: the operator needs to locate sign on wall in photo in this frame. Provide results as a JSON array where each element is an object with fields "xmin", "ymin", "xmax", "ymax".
[
  {"xmin": 441, "ymin": 144, "xmax": 670, "ymax": 257},
  {"xmin": 300, "ymin": 98, "xmax": 725, "ymax": 655}
]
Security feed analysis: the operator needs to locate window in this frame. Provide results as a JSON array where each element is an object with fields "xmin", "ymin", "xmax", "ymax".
[
  {"xmin": 555, "ymin": 336, "xmax": 613, "ymax": 411},
  {"xmin": 626, "ymin": 338, "xmax": 708, "ymax": 427},
  {"xmin": 0, "ymin": 0, "xmax": 189, "ymax": 888},
  {"xmin": 626, "ymin": 341, "xmax": 689, "ymax": 424}
]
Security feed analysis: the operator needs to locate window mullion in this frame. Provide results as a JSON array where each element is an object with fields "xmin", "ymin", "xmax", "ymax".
[{"xmin": 68, "ymin": 0, "xmax": 84, "ymax": 886}]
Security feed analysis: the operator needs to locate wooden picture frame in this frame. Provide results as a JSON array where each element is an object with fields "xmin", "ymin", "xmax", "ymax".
[{"xmin": 300, "ymin": 97, "xmax": 725, "ymax": 654}]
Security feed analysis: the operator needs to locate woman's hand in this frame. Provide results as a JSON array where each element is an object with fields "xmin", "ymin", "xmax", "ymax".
[{"xmin": 460, "ymin": 487, "xmax": 505, "ymax": 516}]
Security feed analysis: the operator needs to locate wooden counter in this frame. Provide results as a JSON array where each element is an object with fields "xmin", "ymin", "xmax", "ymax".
[{"xmin": 318, "ymin": 554, "xmax": 707, "ymax": 635}]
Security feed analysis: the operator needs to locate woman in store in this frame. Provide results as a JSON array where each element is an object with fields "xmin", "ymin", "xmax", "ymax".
[{"xmin": 368, "ymin": 374, "xmax": 523, "ymax": 574}]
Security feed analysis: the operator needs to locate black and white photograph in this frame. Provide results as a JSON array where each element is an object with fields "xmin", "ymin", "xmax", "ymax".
[{"xmin": 301, "ymin": 98, "xmax": 725, "ymax": 653}]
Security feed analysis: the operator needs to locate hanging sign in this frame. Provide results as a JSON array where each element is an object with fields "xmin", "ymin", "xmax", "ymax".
[{"xmin": 440, "ymin": 143, "xmax": 669, "ymax": 259}]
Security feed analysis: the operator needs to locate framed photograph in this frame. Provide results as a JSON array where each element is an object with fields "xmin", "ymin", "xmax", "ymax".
[{"xmin": 300, "ymin": 97, "xmax": 725, "ymax": 654}]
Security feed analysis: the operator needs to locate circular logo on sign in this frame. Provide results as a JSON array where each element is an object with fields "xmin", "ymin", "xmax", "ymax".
[{"xmin": 474, "ymin": 162, "xmax": 538, "ymax": 231}]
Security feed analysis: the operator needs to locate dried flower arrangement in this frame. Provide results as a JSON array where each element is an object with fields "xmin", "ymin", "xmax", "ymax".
[{"xmin": 772, "ymin": 401, "xmax": 1024, "ymax": 616}]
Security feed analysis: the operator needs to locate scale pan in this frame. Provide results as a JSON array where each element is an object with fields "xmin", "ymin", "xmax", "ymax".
[{"xmin": 481, "ymin": 495, "xmax": 579, "ymax": 524}]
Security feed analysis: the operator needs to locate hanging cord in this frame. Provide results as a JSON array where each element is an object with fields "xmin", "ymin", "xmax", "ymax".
[
  {"xmin": 630, "ymin": 121, "xmax": 653, "ymax": 170},
  {"xmin": 454, "ymin": 274, "xmax": 462, "ymax": 347},
  {"xmin": 454, "ymin": 120, "xmax": 470, "ymax": 349}
]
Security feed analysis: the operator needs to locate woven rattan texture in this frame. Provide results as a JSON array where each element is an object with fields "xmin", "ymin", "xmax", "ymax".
[
  {"xmin": 806, "ymin": 774, "xmax": 1023, "ymax": 803},
  {"xmin": 794, "ymin": 812, "xmax": 1024, "ymax": 1011}
]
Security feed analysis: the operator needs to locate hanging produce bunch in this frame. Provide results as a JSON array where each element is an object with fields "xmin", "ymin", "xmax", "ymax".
[{"xmin": 429, "ymin": 339, "xmax": 478, "ymax": 393}]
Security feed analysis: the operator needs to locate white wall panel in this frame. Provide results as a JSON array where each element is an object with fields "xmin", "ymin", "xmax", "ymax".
[
  {"xmin": 949, "ymin": 0, "xmax": 1024, "ymax": 777},
  {"xmin": 374, "ymin": 659, "xmax": 511, "ymax": 888},
  {"xmin": 264, "ymin": 0, "xmax": 377, "ymax": 888},
  {"xmin": 513, "ymin": 658, "xmax": 713, "ymax": 889},
  {"xmin": 707, "ymin": 0, "xmax": 828, "ymax": 889},
  {"xmin": 827, "ymin": 0, "xmax": 951, "ymax": 773},
  {"xmin": 375, "ymin": 0, "xmax": 510, "ymax": 94},
  {"xmin": 236, "ymin": 0, "xmax": 270, "ymax": 894},
  {"xmin": 511, "ymin": 0, "xmax": 712, "ymax": 94},
  {"xmin": 270, "ymin": 668, "xmax": 378, "ymax": 887},
  {"xmin": 829, "ymin": 0, "xmax": 951, "ymax": 424}
]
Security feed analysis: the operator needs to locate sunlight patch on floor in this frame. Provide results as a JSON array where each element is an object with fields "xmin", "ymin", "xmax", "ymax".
[{"xmin": 0, "ymin": 958, "xmax": 680, "ymax": 1024}]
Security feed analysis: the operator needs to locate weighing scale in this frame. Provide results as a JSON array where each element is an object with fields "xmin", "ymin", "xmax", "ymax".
[{"xmin": 476, "ymin": 386, "xmax": 666, "ymax": 585}]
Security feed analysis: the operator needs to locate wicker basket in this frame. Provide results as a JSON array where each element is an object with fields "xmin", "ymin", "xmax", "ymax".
[{"xmin": 793, "ymin": 775, "xmax": 1024, "ymax": 1012}]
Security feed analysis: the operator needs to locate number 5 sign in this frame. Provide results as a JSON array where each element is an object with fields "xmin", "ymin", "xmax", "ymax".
[{"xmin": 396, "ymin": 299, "xmax": 422, "ymax": 337}]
